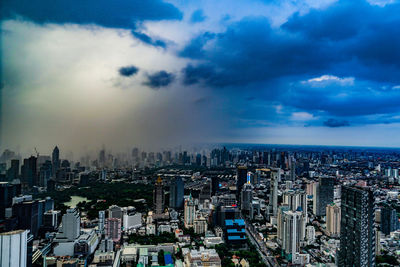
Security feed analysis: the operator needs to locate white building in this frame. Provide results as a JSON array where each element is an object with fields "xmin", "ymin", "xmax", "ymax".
[
  {"xmin": 184, "ymin": 194, "xmax": 196, "ymax": 228},
  {"xmin": 123, "ymin": 213, "xmax": 142, "ymax": 230},
  {"xmin": 0, "ymin": 230, "xmax": 28, "ymax": 267}
]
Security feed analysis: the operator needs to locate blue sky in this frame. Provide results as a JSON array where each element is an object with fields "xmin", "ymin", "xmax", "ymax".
[{"xmin": 1, "ymin": 0, "xmax": 400, "ymax": 154}]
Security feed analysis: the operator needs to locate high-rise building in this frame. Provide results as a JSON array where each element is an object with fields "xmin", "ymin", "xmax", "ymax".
[
  {"xmin": 339, "ymin": 186, "xmax": 375, "ymax": 267},
  {"xmin": 21, "ymin": 156, "xmax": 37, "ymax": 187},
  {"xmin": 39, "ymin": 160, "xmax": 52, "ymax": 188},
  {"xmin": 211, "ymin": 176, "xmax": 219, "ymax": 196},
  {"xmin": 270, "ymin": 168, "xmax": 280, "ymax": 217},
  {"xmin": 57, "ymin": 208, "xmax": 80, "ymax": 241},
  {"xmin": 194, "ymin": 216, "xmax": 208, "ymax": 234},
  {"xmin": 52, "ymin": 146, "xmax": 60, "ymax": 178},
  {"xmin": 184, "ymin": 194, "xmax": 196, "ymax": 228},
  {"xmin": 12, "ymin": 200, "xmax": 39, "ymax": 237},
  {"xmin": 153, "ymin": 176, "xmax": 165, "ymax": 216},
  {"xmin": 169, "ymin": 176, "xmax": 184, "ymax": 209},
  {"xmin": 98, "ymin": 210, "xmax": 105, "ymax": 234},
  {"xmin": 326, "ymin": 203, "xmax": 341, "ymax": 237},
  {"xmin": 199, "ymin": 178, "xmax": 212, "ymax": 204},
  {"xmin": 0, "ymin": 182, "xmax": 21, "ymax": 220},
  {"xmin": 6, "ymin": 159, "xmax": 19, "ymax": 181},
  {"xmin": 313, "ymin": 177, "xmax": 334, "ymax": 216},
  {"xmin": 105, "ymin": 218, "xmax": 121, "ymax": 242},
  {"xmin": 0, "ymin": 230, "xmax": 28, "ymax": 267},
  {"xmin": 381, "ymin": 205, "xmax": 399, "ymax": 236},
  {"xmin": 108, "ymin": 205, "xmax": 123, "ymax": 220},
  {"xmin": 281, "ymin": 210, "xmax": 305, "ymax": 262},
  {"xmin": 236, "ymin": 166, "xmax": 247, "ymax": 197},
  {"xmin": 240, "ymin": 183, "xmax": 253, "ymax": 214}
]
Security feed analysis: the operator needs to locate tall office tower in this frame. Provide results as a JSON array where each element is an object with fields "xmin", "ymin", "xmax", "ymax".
[
  {"xmin": 52, "ymin": 146, "xmax": 60, "ymax": 178},
  {"xmin": 381, "ymin": 205, "xmax": 399, "ymax": 236},
  {"xmin": 98, "ymin": 210, "xmax": 105, "ymax": 234},
  {"xmin": 277, "ymin": 205, "xmax": 290, "ymax": 243},
  {"xmin": 282, "ymin": 210, "xmax": 305, "ymax": 262},
  {"xmin": 0, "ymin": 230, "xmax": 28, "ymax": 267},
  {"xmin": 290, "ymin": 157, "xmax": 296, "ymax": 181},
  {"xmin": 170, "ymin": 176, "xmax": 184, "ymax": 209},
  {"xmin": 270, "ymin": 168, "xmax": 280, "ymax": 217},
  {"xmin": 60, "ymin": 208, "xmax": 81, "ymax": 241},
  {"xmin": 326, "ymin": 203, "xmax": 341, "ymax": 237},
  {"xmin": 153, "ymin": 176, "xmax": 165, "ymax": 216},
  {"xmin": 105, "ymin": 218, "xmax": 121, "ymax": 242},
  {"xmin": 211, "ymin": 176, "xmax": 219, "ymax": 196},
  {"xmin": 236, "ymin": 166, "xmax": 247, "ymax": 197},
  {"xmin": 6, "ymin": 159, "xmax": 19, "ymax": 181},
  {"xmin": 199, "ymin": 178, "xmax": 212, "ymax": 204},
  {"xmin": 39, "ymin": 160, "xmax": 52, "ymax": 187},
  {"xmin": 240, "ymin": 183, "xmax": 253, "ymax": 214},
  {"xmin": 21, "ymin": 156, "xmax": 37, "ymax": 187},
  {"xmin": 313, "ymin": 177, "xmax": 334, "ymax": 216},
  {"xmin": 339, "ymin": 186, "xmax": 375, "ymax": 267},
  {"xmin": 12, "ymin": 200, "xmax": 39, "ymax": 237},
  {"xmin": 184, "ymin": 194, "xmax": 196, "ymax": 228},
  {"xmin": 131, "ymin": 147, "xmax": 139, "ymax": 161}
]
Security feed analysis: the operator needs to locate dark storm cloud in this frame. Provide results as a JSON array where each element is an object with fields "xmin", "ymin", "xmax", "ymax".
[
  {"xmin": 144, "ymin": 71, "xmax": 175, "ymax": 89},
  {"xmin": 190, "ymin": 9, "xmax": 207, "ymax": 23},
  {"xmin": 118, "ymin": 65, "xmax": 139, "ymax": 77},
  {"xmin": 1, "ymin": 0, "xmax": 182, "ymax": 28},
  {"xmin": 131, "ymin": 30, "xmax": 167, "ymax": 48},
  {"xmin": 179, "ymin": 0, "xmax": 400, "ymax": 126},
  {"xmin": 323, "ymin": 119, "xmax": 350, "ymax": 128}
]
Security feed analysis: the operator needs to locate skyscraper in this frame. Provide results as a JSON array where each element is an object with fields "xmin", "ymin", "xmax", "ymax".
[
  {"xmin": 326, "ymin": 203, "xmax": 341, "ymax": 237},
  {"xmin": 339, "ymin": 186, "xmax": 375, "ymax": 267},
  {"xmin": 199, "ymin": 178, "xmax": 212, "ymax": 204},
  {"xmin": 59, "ymin": 208, "xmax": 81, "ymax": 241},
  {"xmin": 105, "ymin": 218, "xmax": 121, "ymax": 242},
  {"xmin": 313, "ymin": 177, "xmax": 334, "ymax": 217},
  {"xmin": 52, "ymin": 146, "xmax": 60, "ymax": 178},
  {"xmin": 21, "ymin": 156, "xmax": 37, "ymax": 187},
  {"xmin": 0, "ymin": 230, "xmax": 28, "ymax": 267},
  {"xmin": 153, "ymin": 176, "xmax": 165, "ymax": 217},
  {"xmin": 236, "ymin": 166, "xmax": 247, "ymax": 197},
  {"xmin": 169, "ymin": 176, "xmax": 184, "ymax": 209},
  {"xmin": 184, "ymin": 194, "xmax": 195, "ymax": 228},
  {"xmin": 281, "ymin": 210, "xmax": 305, "ymax": 262},
  {"xmin": 270, "ymin": 168, "xmax": 280, "ymax": 217},
  {"xmin": 6, "ymin": 159, "xmax": 19, "ymax": 181},
  {"xmin": 380, "ymin": 205, "xmax": 399, "ymax": 236},
  {"xmin": 240, "ymin": 183, "xmax": 253, "ymax": 214},
  {"xmin": 98, "ymin": 210, "xmax": 105, "ymax": 234}
]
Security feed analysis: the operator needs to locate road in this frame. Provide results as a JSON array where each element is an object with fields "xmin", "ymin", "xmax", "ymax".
[{"xmin": 246, "ymin": 224, "xmax": 278, "ymax": 267}]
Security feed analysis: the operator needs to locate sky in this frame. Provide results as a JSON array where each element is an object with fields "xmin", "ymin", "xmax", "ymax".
[{"xmin": 1, "ymin": 0, "xmax": 400, "ymax": 156}]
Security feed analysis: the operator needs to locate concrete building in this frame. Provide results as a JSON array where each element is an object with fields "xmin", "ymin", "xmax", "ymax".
[
  {"xmin": 184, "ymin": 194, "xmax": 195, "ymax": 228},
  {"xmin": 338, "ymin": 186, "xmax": 375, "ymax": 267},
  {"xmin": 184, "ymin": 247, "xmax": 221, "ymax": 267},
  {"xmin": 105, "ymin": 218, "xmax": 121, "ymax": 242},
  {"xmin": 313, "ymin": 177, "xmax": 334, "ymax": 217},
  {"xmin": 0, "ymin": 230, "xmax": 28, "ymax": 267},
  {"xmin": 326, "ymin": 203, "xmax": 341, "ymax": 237}
]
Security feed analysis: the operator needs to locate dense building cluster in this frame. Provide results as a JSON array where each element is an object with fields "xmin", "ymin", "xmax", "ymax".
[{"xmin": 1, "ymin": 145, "xmax": 400, "ymax": 266}]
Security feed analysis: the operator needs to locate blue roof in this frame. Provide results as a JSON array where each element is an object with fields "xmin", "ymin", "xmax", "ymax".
[
  {"xmin": 164, "ymin": 254, "xmax": 173, "ymax": 265},
  {"xmin": 228, "ymin": 235, "xmax": 246, "ymax": 240},
  {"xmin": 225, "ymin": 219, "xmax": 245, "ymax": 226},
  {"xmin": 227, "ymin": 229, "xmax": 246, "ymax": 233}
]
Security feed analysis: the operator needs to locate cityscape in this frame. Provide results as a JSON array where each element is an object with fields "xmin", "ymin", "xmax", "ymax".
[{"xmin": 2, "ymin": 0, "xmax": 400, "ymax": 266}]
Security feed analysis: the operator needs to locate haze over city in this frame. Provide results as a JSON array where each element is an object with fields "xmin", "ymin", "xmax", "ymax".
[{"xmin": 2, "ymin": 0, "xmax": 400, "ymax": 156}]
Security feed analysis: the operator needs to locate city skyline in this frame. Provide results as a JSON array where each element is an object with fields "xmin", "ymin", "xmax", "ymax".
[{"xmin": 2, "ymin": 0, "xmax": 400, "ymax": 153}]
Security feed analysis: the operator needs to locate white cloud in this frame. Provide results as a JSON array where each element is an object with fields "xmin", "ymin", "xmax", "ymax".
[
  {"xmin": 302, "ymin": 75, "xmax": 355, "ymax": 86},
  {"xmin": 291, "ymin": 112, "xmax": 315, "ymax": 121}
]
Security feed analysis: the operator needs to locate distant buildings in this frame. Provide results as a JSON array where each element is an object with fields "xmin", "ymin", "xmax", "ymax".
[
  {"xmin": 236, "ymin": 166, "xmax": 247, "ymax": 198},
  {"xmin": 339, "ymin": 186, "xmax": 375, "ymax": 266}
]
